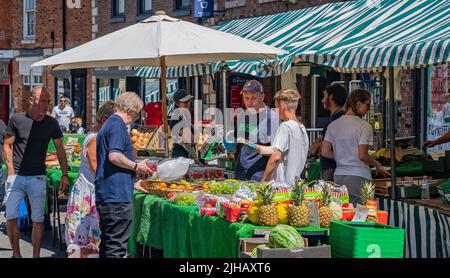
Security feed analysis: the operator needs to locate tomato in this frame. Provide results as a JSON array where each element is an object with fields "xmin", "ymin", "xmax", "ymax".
[{"xmin": 167, "ymin": 192, "xmax": 175, "ymax": 199}]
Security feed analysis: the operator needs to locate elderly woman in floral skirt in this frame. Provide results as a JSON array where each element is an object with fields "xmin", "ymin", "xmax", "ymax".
[{"xmin": 65, "ymin": 101, "xmax": 115, "ymax": 258}]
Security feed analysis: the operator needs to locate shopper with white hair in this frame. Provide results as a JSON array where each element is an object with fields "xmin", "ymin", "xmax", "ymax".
[{"xmin": 95, "ymin": 91, "xmax": 153, "ymax": 258}]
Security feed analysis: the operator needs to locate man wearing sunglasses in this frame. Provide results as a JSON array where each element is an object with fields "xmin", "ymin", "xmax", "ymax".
[{"xmin": 51, "ymin": 96, "xmax": 75, "ymax": 133}]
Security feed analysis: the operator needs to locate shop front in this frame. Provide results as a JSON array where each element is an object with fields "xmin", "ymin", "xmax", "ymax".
[
  {"xmin": 53, "ymin": 69, "xmax": 88, "ymax": 129},
  {"xmin": 0, "ymin": 60, "xmax": 11, "ymax": 123}
]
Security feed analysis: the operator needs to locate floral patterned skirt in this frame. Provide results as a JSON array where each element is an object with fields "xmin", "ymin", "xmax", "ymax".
[{"xmin": 65, "ymin": 174, "xmax": 101, "ymax": 258}]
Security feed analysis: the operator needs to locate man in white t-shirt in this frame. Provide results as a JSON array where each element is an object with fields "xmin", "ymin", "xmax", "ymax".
[
  {"xmin": 51, "ymin": 96, "xmax": 75, "ymax": 132},
  {"xmin": 239, "ymin": 89, "xmax": 308, "ymax": 186}
]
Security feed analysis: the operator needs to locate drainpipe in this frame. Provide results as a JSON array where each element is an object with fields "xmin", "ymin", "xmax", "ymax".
[{"xmin": 62, "ymin": 0, "xmax": 67, "ymax": 50}]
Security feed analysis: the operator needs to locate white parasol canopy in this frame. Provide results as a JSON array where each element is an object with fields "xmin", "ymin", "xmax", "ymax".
[{"xmin": 32, "ymin": 11, "xmax": 287, "ymax": 156}]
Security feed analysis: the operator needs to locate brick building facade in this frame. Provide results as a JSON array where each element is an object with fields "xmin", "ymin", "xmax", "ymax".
[
  {"xmin": 0, "ymin": 0, "xmax": 92, "ymax": 127},
  {"xmin": 1, "ymin": 0, "xmax": 418, "ymax": 138}
]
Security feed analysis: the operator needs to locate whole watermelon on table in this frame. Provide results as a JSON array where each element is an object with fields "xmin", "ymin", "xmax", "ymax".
[{"xmin": 269, "ymin": 224, "xmax": 304, "ymax": 249}]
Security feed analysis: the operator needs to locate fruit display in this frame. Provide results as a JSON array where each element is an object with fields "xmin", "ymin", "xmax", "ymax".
[
  {"xmin": 172, "ymin": 193, "xmax": 198, "ymax": 206},
  {"xmin": 276, "ymin": 203, "xmax": 289, "ymax": 224},
  {"xmin": 268, "ymin": 224, "xmax": 304, "ymax": 249},
  {"xmin": 219, "ymin": 202, "xmax": 249, "ymax": 222},
  {"xmin": 258, "ymin": 184, "xmax": 279, "ymax": 227},
  {"xmin": 185, "ymin": 167, "xmax": 224, "ymax": 180},
  {"xmin": 361, "ymin": 181, "xmax": 378, "ymax": 222},
  {"xmin": 319, "ymin": 182, "xmax": 333, "ymax": 228},
  {"xmin": 289, "ymin": 178, "xmax": 309, "ymax": 227},
  {"xmin": 197, "ymin": 133, "xmax": 209, "ymax": 150},
  {"xmin": 207, "ymin": 180, "xmax": 240, "ymax": 195},
  {"xmin": 131, "ymin": 128, "xmax": 154, "ymax": 149},
  {"xmin": 247, "ymin": 200, "xmax": 262, "ymax": 225}
]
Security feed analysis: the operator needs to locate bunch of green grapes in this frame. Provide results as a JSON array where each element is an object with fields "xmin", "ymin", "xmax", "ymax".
[
  {"xmin": 209, "ymin": 181, "xmax": 240, "ymax": 195},
  {"xmin": 173, "ymin": 193, "xmax": 198, "ymax": 206}
]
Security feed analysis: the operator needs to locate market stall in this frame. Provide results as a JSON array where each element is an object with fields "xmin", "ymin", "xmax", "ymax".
[
  {"xmin": 379, "ymin": 197, "xmax": 450, "ymax": 258},
  {"xmin": 127, "ymin": 177, "xmax": 405, "ymax": 259},
  {"xmin": 128, "ymin": 191, "xmax": 330, "ymax": 258}
]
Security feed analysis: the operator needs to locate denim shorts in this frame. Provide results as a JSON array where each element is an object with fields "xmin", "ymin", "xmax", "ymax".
[{"xmin": 5, "ymin": 175, "xmax": 46, "ymax": 222}]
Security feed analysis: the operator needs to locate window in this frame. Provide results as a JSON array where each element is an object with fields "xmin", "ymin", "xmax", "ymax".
[
  {"xmin": 174, "ymin": 0, "xmax": 190, "ymax": 11},
  {"xmin": 23, "ymin": 0, "xmax": 36, "ymax": 39},
  {"xmin": 23, "ymin": 74, "xmax": 42, "ymax": 85},
  {"xmin": 138, "ymin": 0, "xmax": 152, "ymax": 15},
  {"xmin": 112, "ymin": 0, "xmax": 125, "ymax": 17},
  {"xmin": 96, "ymin": 78, "xmax": 126, "ymax": 109}
]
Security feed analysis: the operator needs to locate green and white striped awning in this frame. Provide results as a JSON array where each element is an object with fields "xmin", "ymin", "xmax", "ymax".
[
  {"xmin": 135, "ymin": 0, "xmax": 449, "ymax": 77},
  {"xmin": 135, "ymin": 63, "xmax": 219, "ymax": 78},
  {"xmin": 144, "ymin": 79, "xmax": 178, "ymax": 103},
  {"xmin": 216, "ymin": 0, "xmax": 450, "ymax": 75}
]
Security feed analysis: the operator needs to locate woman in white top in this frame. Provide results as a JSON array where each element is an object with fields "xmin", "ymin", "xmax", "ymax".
[
  {"xmin": 322, "ymin": 89, "xmax": 390, "ymax": 205},
  {"xmin": 65, "ymin": 101, "xmax": 115, "ymax": 258}
]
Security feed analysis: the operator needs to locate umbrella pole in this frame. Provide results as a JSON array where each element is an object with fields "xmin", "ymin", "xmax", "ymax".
[
  {"xmin": 388, "ymin": 67, "xmax": 396, "ymax": 200},
  {"xmin": 161, "ymin": 56, "xmax": 170, "ymax": 157}
]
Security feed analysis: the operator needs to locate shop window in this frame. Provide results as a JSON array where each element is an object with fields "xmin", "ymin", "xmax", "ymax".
[
  {"xmin": 97, "ymin": 78, "xmax": 126, "ymax": 109},
  {"xmin": 23, "ymin": 74, "xmax": 42, "ymax": 86},
  {"xmin": 138, "ymin": 0, "xmax": 152, "ymax": 15},
  {"xmin": 24, "ymin": 0, "xmax": 36, "ymax": 39},
  {"xmin": 112, "ymin": 78, "xmax": 126, "ymax": 99},
  {"xmin": 143, "ymin": 78, "xmax": 178, "ymax": 114},
  {"xmin": 173, "ymin": 0, "xmax": 190, "ymax": 16},
  {"xmin": 112, "ymin": 0, "xmax": 125, "ymax": 17},
  {"xmin": 426, "ymin": 65, "xmax": 450, "ymax": 152},
  {"xmin": 98, "ymin": 79, "xmax": 111, "ymax": 108}
]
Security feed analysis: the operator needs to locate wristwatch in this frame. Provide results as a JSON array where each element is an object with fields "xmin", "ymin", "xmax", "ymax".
[{"xmin": 134, "ymin": 163, "xmax": 138, "ymax": 171}]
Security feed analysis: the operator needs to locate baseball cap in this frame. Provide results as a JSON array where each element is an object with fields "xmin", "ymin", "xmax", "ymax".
[
  {"xmin": 173, "ymin": 89, "xmax": 194, "ymax": 102},
  {"xmin": 240, "ymin": 79, "xmax": 263, "ymax": 94}
]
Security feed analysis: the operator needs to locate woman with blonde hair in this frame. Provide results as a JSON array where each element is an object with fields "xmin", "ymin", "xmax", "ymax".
[
  {"xmin": 65, "ymin": 100, "xmax": 115, "ymax": 258},
  {"xmin": 321, "ymin": 89, "xmax": 390, "ymax": 205}
]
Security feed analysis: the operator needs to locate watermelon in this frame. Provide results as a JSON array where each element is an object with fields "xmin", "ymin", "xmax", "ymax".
[
  {"xmin": 269, "ymin": 224, "xmax": 304, "ymax": 248},
  {"xmin": 250, "ymin": 244, "xmax": 270, "ymax": 258}
]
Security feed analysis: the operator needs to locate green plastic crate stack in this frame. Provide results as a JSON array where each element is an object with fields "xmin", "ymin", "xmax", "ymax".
[
  {"xmin": 437, "ymin": 179, "xmax": 450, "ymax": 204},
  {"xmin": 329, "ymin": 221, "xmax": 405, "ymax": 258}
]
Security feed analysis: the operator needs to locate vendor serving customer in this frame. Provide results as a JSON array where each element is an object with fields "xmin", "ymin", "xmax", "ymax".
[{"xmin": 239, "ymin": 89, "xmax": 308, "ymax": 186}]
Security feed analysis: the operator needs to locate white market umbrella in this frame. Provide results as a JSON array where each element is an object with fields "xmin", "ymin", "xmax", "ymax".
[{"xmin": 32, "ymin": 11, "xmax": 287, "ymax": 156}]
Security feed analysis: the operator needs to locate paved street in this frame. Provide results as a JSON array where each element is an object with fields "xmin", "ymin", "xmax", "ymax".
[{"xmin": 0, "ymin": 211, "xmax": 66, "ymax": 258}]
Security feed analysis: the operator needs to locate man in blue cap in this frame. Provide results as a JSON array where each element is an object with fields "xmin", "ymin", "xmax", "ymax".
[
  {"xmin": 170, "ymin": 89, "xmax": 194, "ymax": 158},
  {"xmin": 235, "ymin": 80, "xmax": 279, "ymax": 181}
]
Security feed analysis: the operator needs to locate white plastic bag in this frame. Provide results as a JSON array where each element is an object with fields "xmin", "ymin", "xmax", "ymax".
[
  {"xmin": 156, "ymin": 157, "xmax": 194, "ymax": 181},
  {"xmin": 232, "ymin": 185, "xmax": 257, "ymax": 202}
]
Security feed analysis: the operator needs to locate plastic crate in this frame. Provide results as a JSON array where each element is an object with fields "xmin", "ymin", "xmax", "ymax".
[
  {"xmin": 437, "ymin": 180, "xmax": 450, "ymax": 204},
  {"xmin": 396, "ymin": 185, "xmax": 440, "ymax": 199},
  {"xmin": 329, "ymin": 221, "xmax": 404, "ymax": 258}
]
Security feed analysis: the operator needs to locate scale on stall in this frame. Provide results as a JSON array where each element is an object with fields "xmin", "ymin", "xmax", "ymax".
[{"xmin": 198, "ymin": 125, "xmax": 227, "ymax": 163}]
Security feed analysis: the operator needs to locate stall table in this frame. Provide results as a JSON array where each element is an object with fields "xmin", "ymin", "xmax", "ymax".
[
  {"xmin": 130, "ymin": 192, "xmax": 263, "ymax": 258},
  {"xmin": 379, "ymin": 197, "xmax": 450, "ymax": 258}
]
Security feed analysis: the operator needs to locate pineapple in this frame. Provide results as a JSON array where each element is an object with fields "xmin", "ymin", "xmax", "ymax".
[
  {"xmin": 288, "ymin": 178, "xmax": 309, "ymax": 227},
  {"xmin": 258, "ymin": 184, "xmax": 278, "ymax": 226},
  {"xmin": 319, "ymin": 182, "xmax": 333, "ymax": 228},
  {"xmin": 361, "ymin": 181, "xmax": 377, "ymax": 222}
]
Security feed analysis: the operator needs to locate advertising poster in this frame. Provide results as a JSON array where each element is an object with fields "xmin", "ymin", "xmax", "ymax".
[{"xmin": 426, "ymin": 64, "xmax": 450, "ymax": 152}]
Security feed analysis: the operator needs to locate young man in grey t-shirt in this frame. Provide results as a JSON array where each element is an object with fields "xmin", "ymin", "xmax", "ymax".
[{"xmin": 239, "ymin": 89, "xmax": 308, "ymax": 186}]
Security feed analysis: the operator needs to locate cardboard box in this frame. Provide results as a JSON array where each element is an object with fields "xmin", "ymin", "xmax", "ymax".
[{"xmin": 239, "ymin": 238, "xmax": 330, "ymax": 258}]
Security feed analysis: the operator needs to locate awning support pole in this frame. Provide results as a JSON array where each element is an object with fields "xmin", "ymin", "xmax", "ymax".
[
  {"xmin": 388, "ymin": 66, "xmax": 396, "ymax": 200},
  {"xmin": 161, "ymin": 57, "xmax": 169, "ymax": 157}
]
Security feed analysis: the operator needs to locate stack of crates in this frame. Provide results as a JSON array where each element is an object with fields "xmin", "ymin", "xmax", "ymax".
[{"xmin": 329, "ymin": 221, "xmax": 405, "ymax": 258}]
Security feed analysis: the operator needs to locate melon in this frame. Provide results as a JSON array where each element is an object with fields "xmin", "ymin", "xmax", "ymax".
[
  {"xmin": 276, "ymin": 203, "xmax": 289, "ymax": 224},
  {"xmin": 250, "ymin": 244, "xmax": 270, "ymax": 258},
  {"xmin": 269, "ymin": 224, "xmax": 304, "ymax": 248},
  {"xmin": 248, "ymin": 200, "xmax": 263, "ymax": 225}
]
